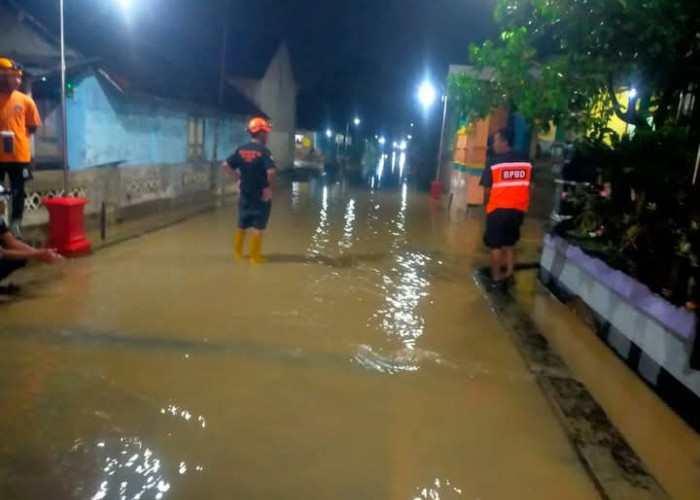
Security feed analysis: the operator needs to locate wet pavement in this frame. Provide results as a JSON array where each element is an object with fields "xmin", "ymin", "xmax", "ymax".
[
  {"xmin": 513, "ymin": 271, "xmax": 700, "ymax": 500},
  {"xmin": 0, "ymin": 162, "xmax": 679, "ymax": 499}
]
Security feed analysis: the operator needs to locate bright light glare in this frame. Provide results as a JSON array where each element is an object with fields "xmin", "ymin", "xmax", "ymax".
[
  {"xmin": 400, "ymin": 140, "xmax": 407, "ymax": 151},
  {"xmin": 326, "ymin": 129, "xmax": 332, "ymax": 138},
  {"xmin": 117, "ymin": 0, "xmax": 133, "ymax": 10},
  {"xmin": 410, "ymin": 123, "xmax": 415, "ymax": 128},
  {"xmin": 353, "ymin": 117, "xmax": 361, "ymax": 126},
  {"xmin": 393, "ymin": 141, "xmax": 398, "ymax": 148},
  {"xmin": 629, "ymin": 88, "xmax": 638, "ymax": 99},
  {"xmin": 418, "ymin": 81, "xmax": 437, "ymax": 109},
  {"xmin": 378, "ymin": 136, "xmax": 386, "ymax": 145},
  {"xmin": 407, "ymin": 134, "xmax": 412, "ymax": 140}
]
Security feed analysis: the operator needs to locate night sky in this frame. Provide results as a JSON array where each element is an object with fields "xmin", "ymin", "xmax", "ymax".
[{"xmin": 19, "ymin": 0, "xmax": 497, "ymax": 136}]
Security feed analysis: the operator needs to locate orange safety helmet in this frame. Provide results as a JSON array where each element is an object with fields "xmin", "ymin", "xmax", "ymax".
[
  {"xmin": 247, "ymin": 117, "xmax": 272, "ymax": 135},
  {"xmin": 0, "ymin": 58, "xmax": 23, "ymax": 75}
]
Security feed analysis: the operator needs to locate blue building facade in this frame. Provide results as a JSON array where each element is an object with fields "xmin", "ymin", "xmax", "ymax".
[{"xmin": 51, "ymin": 69, "xmax": 250, "ymax": 171}]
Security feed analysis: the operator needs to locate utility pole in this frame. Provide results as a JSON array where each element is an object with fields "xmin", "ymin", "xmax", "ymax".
[
  {"xmin": 59, "ymin": 0, "xmax": 68, "ymax": 192},
  {"xmin": 434, "ymin": 94, "xmax": 448, "ymax": 181},
  {"xmin": 214, "ymin": 0, "xmax": 230, "ymax": 199}
]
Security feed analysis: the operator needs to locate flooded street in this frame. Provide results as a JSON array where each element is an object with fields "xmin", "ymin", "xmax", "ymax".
[{"xmin": 2, "ymin": 166, "xmax": 601, "ymax": 499}]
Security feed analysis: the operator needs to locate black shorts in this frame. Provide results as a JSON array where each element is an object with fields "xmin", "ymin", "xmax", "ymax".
[
  {"xmin": 238, "ymin": 197, "xmax": 271, "ymax": 230},
  {"xmin": 484, "ymin": 209, "xmax": 525, "ymax": 248},
  {"xmin": 0, "ymin": 258, "xmax": 26, "ymax": 281}
]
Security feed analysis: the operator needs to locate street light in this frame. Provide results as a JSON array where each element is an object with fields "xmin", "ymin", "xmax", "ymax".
[
  {"xmin": 417, "ymin": 80, "xmax": 448, "ymax": 185},
  {"xmin": 418, "ymin": 81, "xmax": 437, "ymax": 110},
  {"xmin": 344, "ymin": 116, "xmax": 361, "ymax": 155},
  {"xmin": 326, "ymin": 129, "xmax": 333, "ymax": 138},
  {"xmin": 378, "ymin": 136, "xmax": 386, "ymax": 145}
]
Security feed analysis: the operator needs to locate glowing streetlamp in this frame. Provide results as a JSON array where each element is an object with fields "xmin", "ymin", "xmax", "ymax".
[
  {"xmin": 344, "ymin": 116, "xmax": 361, "ymax": 154},
  {"xmin": 326, "ymin": 129, "xmax": 332, "ymax": 138},
  {"xmin": 378, "ymin": 136, "xmax": 386, "ymax": 145},
  {"xmin": 418, "ymin": 81, "xmax": 437, "ymax": 110},
  {"xmin": 418, "ymin": 79, "xmax": 449, "ymax": 197}
]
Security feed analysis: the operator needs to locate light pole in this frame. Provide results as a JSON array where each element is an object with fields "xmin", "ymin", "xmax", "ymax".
[
  {"xmin": 59, "ymin": 0, "xmax": 68, "ymax": 192},
  {"xmin": 418, "ymin": 80, "xmax": 448, "ymax": 198},
  {"xmin": 436, "ymin": 94, "xmax": 448, "ymax": 181},
  {"xmin": 344, "ymin": 117, "xmax": 360, "ymax": 155},
  {"xmin": 59, "ymin": 0, "xmax": 133, "ymax": 192}
]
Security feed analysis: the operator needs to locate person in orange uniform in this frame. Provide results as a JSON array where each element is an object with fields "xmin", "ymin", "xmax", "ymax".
[
  {"xmin": 222, "ymin": 117, "xmax": 276, "ymax": 264},
  {"xmin": 479, "ymin": 127, "xmax": 535, "ymax": 287},
  {"xmin": 0, "ymin": 58, "xmax": 42, "ymax": 238}
]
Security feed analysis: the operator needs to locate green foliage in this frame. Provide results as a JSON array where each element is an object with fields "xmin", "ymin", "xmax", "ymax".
[
  {"xmin": 566, "ymin": 126, "xmax": 700, "ymax": 304},
  {"xmin": 450, "ymin": 0, "xmax": 700, "ymax": 131}
]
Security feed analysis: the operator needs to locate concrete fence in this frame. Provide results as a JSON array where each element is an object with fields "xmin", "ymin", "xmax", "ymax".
[{"xmin": 21, "ymin": 162, "xmax": 234, "ymax": 230}]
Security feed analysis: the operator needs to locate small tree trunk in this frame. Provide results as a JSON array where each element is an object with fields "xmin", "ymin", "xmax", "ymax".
[{"xmin": 529, "ymin": 122, "xmax": 539, "ymax": 159}]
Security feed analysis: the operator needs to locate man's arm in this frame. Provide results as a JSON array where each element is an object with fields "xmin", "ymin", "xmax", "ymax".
[
  {"xmin": 261, "ymin": 149, "xmax": 277, "ymax": 201},
  {"xmin": 220, "ymin": 161, "xmax": 241, "ymax": 181},
  {"xmin": 1, "ymin": 232, "xmax": 62, "ymax": 263},
  {"xmin": 25, "ymin": 97, "xmax": 41, "ymax": 135},
  {"xmin": 221, "ymin": 154, "xmax": 241, "ymax": 181},
  {"xmin": 479, "ymin": 164, "xmax": 493, "ymax": 206}
]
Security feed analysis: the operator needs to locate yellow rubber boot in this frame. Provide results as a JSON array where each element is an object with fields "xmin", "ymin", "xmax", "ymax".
[
  {"xmin": 234, "ymin": 229, "xmax": 245, "ymax": 260},
  {"xmin": 249, "ymin": 234, "xmax": 266, "ymax": 264}
]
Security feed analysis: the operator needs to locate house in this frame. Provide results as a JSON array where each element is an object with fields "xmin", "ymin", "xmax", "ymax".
[
  {"xmin": 229, "ymin": 44, "xmax": 297, "ymax": 171},
  {"xmin": 0, "ymin": 0, "xmax": 271, "ymax": 229},
  {"xmin": 445, "ymin": 64, "xmax": 534, "ymax": 207}
]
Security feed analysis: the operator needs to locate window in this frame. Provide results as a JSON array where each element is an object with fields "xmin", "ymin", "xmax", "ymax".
[{"xmin": 188, "ymin": 116, "xmax": 205, "ymax": 160}]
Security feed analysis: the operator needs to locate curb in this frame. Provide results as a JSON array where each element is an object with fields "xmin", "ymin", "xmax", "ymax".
[{"xmin": 474, "ymin": 267, "xmax": 669, "ymax": 500}]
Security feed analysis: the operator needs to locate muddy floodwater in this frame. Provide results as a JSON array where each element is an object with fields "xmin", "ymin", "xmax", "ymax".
[{"xmin": 1, "ymin": 167, "xmax": 608, "ymax": 499}]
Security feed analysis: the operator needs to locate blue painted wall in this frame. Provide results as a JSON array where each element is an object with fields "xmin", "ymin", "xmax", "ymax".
[
  {"xmin": 204, "ymin": 117, "xmax": 249, "ymax": 163},
  {"xmin": 66, "ymin": 70, "xmax": 247, "ymax": 170}
]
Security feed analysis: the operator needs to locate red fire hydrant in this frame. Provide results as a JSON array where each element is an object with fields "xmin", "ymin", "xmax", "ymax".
[
  {"xmin": 430, "ymin": 180, "xmax": 443, "ymax": 200},
  {"xmin": 43, "ymin": 197, "xmax": 92, "ymax": 257}
]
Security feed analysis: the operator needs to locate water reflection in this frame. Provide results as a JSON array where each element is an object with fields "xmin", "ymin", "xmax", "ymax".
[
  {"xmin": 291, "ymin": 181, "xmax": 302, "ymax": 209},
  {"xmin": 160, "ymin": 402, "xmax": 207, "ymax": 429},
  {"xmin": 413, "ymin": 478, "xmax": 464, "ymax": 499},
  {"xmin": 372, "ymin": 182, "xmax": 431, "ymax": 350},
  {"xmin": 81, "ymin": 437, "xmax": 172, "ymax": 500},
  {"xmin": 376, "ymin": 155, "xmax": 385, "ymax": 187},
  {"xmin": 307, "ymin": 185, "xmax": 330, "ymax": 255},
  {"xmin": 339, "ymin": 199, "xmax": 356, "ymax": 251}
]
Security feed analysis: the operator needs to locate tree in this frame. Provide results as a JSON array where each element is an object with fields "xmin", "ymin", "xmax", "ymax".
[{"xmin": 450, "ymin": 0, "xmax": 700, "ymax": 134}]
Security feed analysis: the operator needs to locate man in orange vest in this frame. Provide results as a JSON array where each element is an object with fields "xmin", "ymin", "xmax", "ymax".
[
  {"xmin": 0, "ymin": 58, "xmax": 42, "ymax": 238},
  {"xmin": 480, "ymin": 127, "xmax": 535, "ymax": 287}
]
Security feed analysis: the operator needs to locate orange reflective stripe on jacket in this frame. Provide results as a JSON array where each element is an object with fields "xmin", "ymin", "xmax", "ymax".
[{"xmin": 486, "ymin": 162, "xmax": 532, "ymax": 213}]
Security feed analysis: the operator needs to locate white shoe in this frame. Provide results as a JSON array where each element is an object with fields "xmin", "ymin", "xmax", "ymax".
[{"xmin": 10, "ymin": 221, "xmax": 22, "ymax": 238}]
